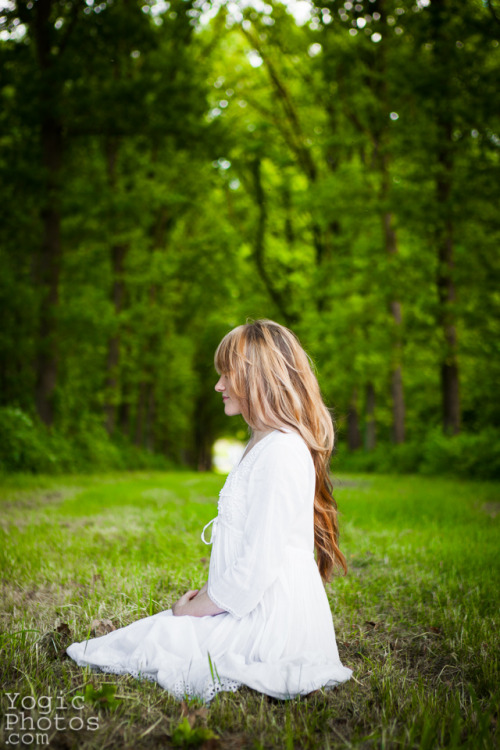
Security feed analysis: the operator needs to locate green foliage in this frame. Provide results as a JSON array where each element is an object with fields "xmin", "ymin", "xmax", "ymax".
[
  {"xmin": 335, "ymin": 428, "xmax": 500, "ymax": 480},
  {"xmin": 171, "ymin": 716, "xmax": 218, "ymax": 747},
  {"xmin": 0, "ymin": 0, "xmax": 498, "ymax": 473},
  {"xmin": 0, "ymin": 408, "xmax": 59, "ymax": 474},
  {"xmin": 79, "ymin": 683, "xmax": 121, "ymax": 712},
  {"xmin": 0, "ymin": 407, "xmax": 173, "ymax": 474},
  {"xmin": 419, "ymin": 427, "xmax": 500, "ymax": 480}
]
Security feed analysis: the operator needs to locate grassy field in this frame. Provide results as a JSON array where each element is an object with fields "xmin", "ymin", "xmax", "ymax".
[{"xmin": 0, "ymin": 470, "xmax": 498, "ymax": 749}]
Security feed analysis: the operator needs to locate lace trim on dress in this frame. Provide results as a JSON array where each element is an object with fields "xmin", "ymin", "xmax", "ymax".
[
  {"xmin": 207, "ymin": 581, "xmax": 240, "ymax": 620},
  {"xmin": 84, "ymin": 664, "xmax": 240, "ymax": 703},
  {"xmin": 172, "ymin": 677, "xmax": 241, "ymax": 702},
  {"xmin": 203, "ymin": 677, "xmax": 241, "ymax": 702},
  {"xmin": 84, "ymin": 663, "xmax": 158, "ymax": 682}
]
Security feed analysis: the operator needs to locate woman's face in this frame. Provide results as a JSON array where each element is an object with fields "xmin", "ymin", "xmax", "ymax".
[{"xmin": 215, "ymin": 374, "xmax": 243, "ymax": 417}]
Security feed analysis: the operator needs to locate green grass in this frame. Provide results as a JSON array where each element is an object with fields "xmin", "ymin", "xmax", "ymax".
[{"xmin": 0, "ymin": 471, "xmax": 498, "ymax": 749}]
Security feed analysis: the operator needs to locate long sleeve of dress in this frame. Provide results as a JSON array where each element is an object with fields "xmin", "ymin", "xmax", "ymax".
[{"xmin": 208, "ymin": 433, "xmax": 315, "ymax": 619}]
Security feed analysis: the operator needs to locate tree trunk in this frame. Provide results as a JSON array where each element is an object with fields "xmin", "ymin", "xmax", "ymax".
[
  {"xmin": 430, "ymin": 0, "xmax": 461, "ymax": 435},
  {"xmin": 381, "ymin": 158, "xmax": 405, "ymax": 444},
  {"xmin": 118, "ymin": 397, "xmax": 130, "ymax": 436},
  {"xmin": 391, "ymin": 359, "xmax": 405, "ymax": 444},
  {"xmin": 33, "ymin": 0, "xmax": 63, "ymax": 425},
  {"xmin": 437, "ymin": 216, "xmax": 460, "ymax": 434},
  {"xmin": 240, "ymin": 30, "xmax": 330, "ymax": 316},
  {"xmin": 197, "ymin": 433, "xmax": 213, "ymax": 472},
  {"xmin": 365, "ymin": 382, "xmax": 376, "ymax": 451},
  {"xmin": 347, "ymin": 387, "xmax": 363, "ymax": 451},
  {"xmin": 104, "ymin": 138, "xmax": 128, "ymax": 434},
  {"xmin": 135, "ymin": 381, "xmax": 146, "ymax": 446},
  {"xmin": 349, "ymin": 2, "xmax": 406, "ymax": 445},
  {"xmin": 34, "ymin": 130, "xmax": 62, "ymax": 425},
  {"xmin": 104, "ymin": 242, "xmax": 127, "ymax": 434},
  {"xmin": 145, "ymin": 384, "xmax": 156, "ymax": 452},
  {"xmin": 251, "ymin": 158, "xmax": 296, "ymax": 325}
]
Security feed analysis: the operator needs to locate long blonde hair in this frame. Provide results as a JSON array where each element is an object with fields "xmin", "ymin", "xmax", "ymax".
[{"xmin": 214, "ymin": 319, "xmax": 347, "ymax": 580}]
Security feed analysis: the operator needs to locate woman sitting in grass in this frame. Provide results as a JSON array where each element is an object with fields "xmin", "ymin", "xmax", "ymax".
[{"xmin": 67, "ymin": 319, "xmax": 352, "ymax": 701}]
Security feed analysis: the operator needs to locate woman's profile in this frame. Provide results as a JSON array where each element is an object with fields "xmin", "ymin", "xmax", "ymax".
[{"xmin": 67, "ymin": 319, "xmax": 352, "ymax": 701}]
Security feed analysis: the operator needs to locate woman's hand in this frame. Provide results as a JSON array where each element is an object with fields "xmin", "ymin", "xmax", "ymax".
[
  {"xmin": 172, "ymin": 586, "xmax": 225, "ymax": 618},
  {"xmin": 172, "ymin": 589, "xmax": 199, "ymax": 617}
]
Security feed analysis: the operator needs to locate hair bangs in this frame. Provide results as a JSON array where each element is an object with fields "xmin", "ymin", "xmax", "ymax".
[{"xmin": 214, "ymin": 326, "xmax": 252, "ymax": 398}]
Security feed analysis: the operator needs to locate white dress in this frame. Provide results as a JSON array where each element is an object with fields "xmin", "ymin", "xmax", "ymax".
[{"xmin": 66, "ymin": 430, "xmax": 352, "ymax": 702}]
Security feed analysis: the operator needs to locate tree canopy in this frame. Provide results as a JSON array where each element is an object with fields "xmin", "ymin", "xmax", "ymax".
[{"xmin": 1, "ymin": 0, "xmax": 499, "ymax": 474}]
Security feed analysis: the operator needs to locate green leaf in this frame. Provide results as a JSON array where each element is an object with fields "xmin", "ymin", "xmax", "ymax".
[
  {"xmin": 171, "ymin": 716, "xmax": 218, "ymax": 747},
  {"xmin": 79, "ymin": 683, "xmax": 121, "ymax": 712}
]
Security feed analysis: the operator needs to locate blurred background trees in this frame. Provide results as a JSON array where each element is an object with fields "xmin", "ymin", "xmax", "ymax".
[{"xmin": 1, "ymin": 0, "xmax": 499, "ymax": 476}]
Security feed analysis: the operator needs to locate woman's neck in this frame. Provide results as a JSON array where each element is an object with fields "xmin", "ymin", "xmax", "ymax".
[{"xmin": 250, "ymin": 427, "xmax": 274, "ymax": 443}]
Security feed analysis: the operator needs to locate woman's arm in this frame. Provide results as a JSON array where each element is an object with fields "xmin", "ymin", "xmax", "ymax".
[
  {"xmin": 172, "ymin": 586, "xmax": 225, "ymax": 617},
  {"xmin": 207, "ymin": 436, "xmax": 314, "ymax": 620}
]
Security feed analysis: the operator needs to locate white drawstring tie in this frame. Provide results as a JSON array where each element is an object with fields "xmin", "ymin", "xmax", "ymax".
[{"xmin": 201, "ymin": 517, "xmax": 217, "ymax": 545}]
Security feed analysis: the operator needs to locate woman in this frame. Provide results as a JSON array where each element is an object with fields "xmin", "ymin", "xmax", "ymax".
[{"xmin": 66, "ymin": 320, "xmax": 352, "ymax": 701}]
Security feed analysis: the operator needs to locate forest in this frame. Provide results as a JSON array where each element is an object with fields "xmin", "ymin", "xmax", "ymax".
[{"xmin": 1, "ymin": 0, "xmax": 499, "ymax": 476}]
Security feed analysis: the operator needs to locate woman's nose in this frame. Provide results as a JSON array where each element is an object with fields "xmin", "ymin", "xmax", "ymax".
[{"xmin": 215, "ymin": 377, "xmax": 224, "ymax": 392}]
